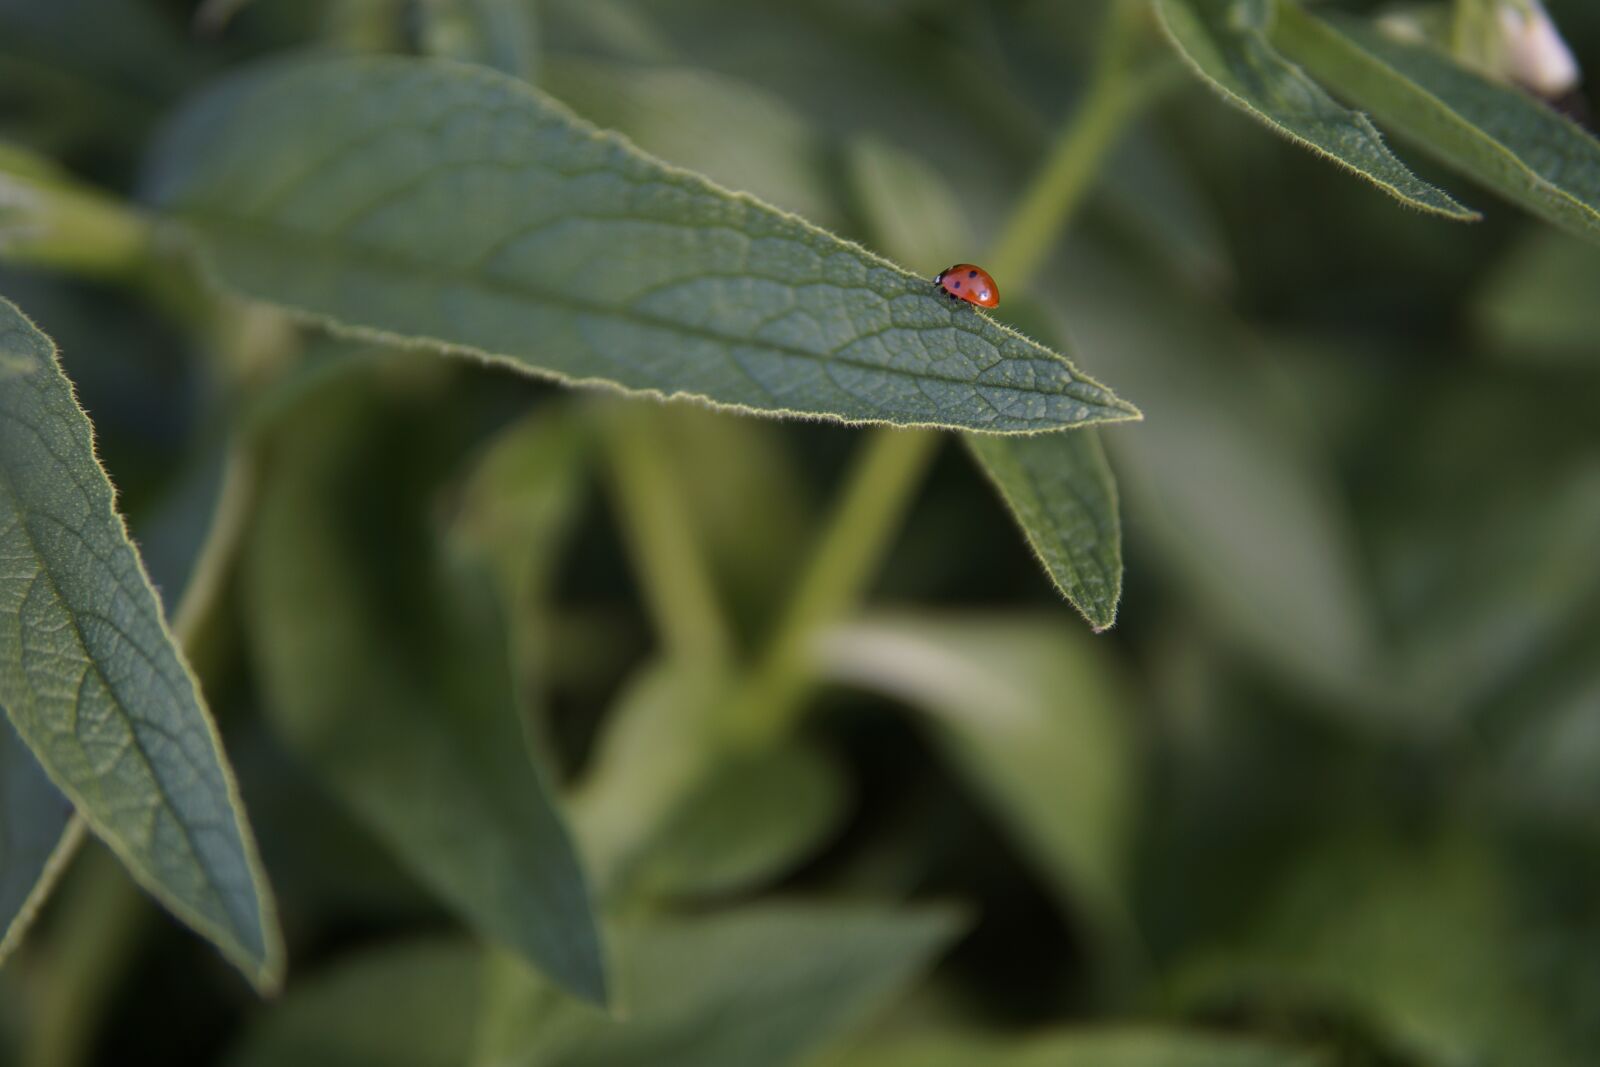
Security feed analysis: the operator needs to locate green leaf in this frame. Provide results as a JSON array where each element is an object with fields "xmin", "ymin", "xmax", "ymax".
[
  {"xmin": 967, "ymin": 432, "xmax": 1123, "ymax": 632},
  {"xmin": 818, "ymin": 614, "xmax": 1137, "ymax": 949},
  {"xmin": 477, "ymin": 904, "xmax": 963, "ymax": 1067},
  {"xmin": 631, "ymin": 742, "xmax": 848, "ymax": 899},
  {"xmin": 841, "ymin": 134, "xmax": 973, "ymax": 278},
  {"xmin": 450, "ymin": 404, "xmax": 594, "ymax": 770},
  {"xmin": 569, "ymin": 661, "xmax": 732, "ymax": 897},
  {"xmin": 0, "ymin": 716, "xmax": 79, "ymax": 966},
  {"xmin": 420, "ymin": 0, "xmax": 541, "ymax": 83},
  {"xmin": 819, "ymin": 1027, "xmax": 1328, "ymax": 1067},
  {"xmin": 1153, "ymin": 0, "xmax": 1474, "ymax": 219},
  {"xmin": 228, "ymin": 939, "xmax": 484, "ymax": 1067},
  {"xmin": 545, "ymin": 56, "xmax": 843, "ymax": 232},
  {"xmin": 1271, "ymin": 5, "xmax": 1600, "ymax": 244},
  {"xmin": 1178, "ymin": 829, "xmax": 1580, "ymax": 1066},
  {"xmin": 1053, "ymin": 245, "xmax": 1383, "ymax": 707},
  {"xmin": 0, "ymin": 296, "xmax": 281, "ymax": 989},
  {"xmin": 246, "ymin": 369, "xmax": 607, "ymax": 1004},
  {"xmin": 1477, "ymin": 229, "xmax": 1600, "ymax": 366},
  {"xmin": 841, "ymin": 131, "xmax": 1125, "ymax": 630},
  {"xmin": 146, "ymin": 56, "xmax": 1138, "ymax": 435}
]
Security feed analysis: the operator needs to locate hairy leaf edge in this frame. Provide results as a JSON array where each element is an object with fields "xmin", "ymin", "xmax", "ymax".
[
  {"xmin": 155, "ymin": 56, "xmax": 1142, "ymax": 435},
  {"xmin": 966, "ymin": 432, "xmax": 1124, "ymax": 632},
  {"xmin": 0, "ymin": 298, "xmax": 286, "ymax": 993},
  {"xmin": 1151, "ymin": 0, "xmax": 1480, "ymax": 221},
  {"xmin": 1274, "ymin": 5, "xmax": 1600, "ymax": 237}
]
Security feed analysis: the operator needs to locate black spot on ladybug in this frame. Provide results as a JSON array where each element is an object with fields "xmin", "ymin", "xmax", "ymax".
[
  {"xmin": 953, "ymin": 281, "xmax": 961, "ymax": 288},
  {"xmin": 967, "ymin": 270, "xmax": 977, "ymax": 278}
]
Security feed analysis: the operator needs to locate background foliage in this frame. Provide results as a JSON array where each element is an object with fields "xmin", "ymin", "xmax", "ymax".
[{"xmin": 3, "ymin": 1, "xmax": 1600, "ymax": 1064}]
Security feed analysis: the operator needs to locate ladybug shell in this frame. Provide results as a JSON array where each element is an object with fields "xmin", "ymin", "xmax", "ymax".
[{"xmin": 934, "ymin": 264, "xmax": 999, "ymax": 308}]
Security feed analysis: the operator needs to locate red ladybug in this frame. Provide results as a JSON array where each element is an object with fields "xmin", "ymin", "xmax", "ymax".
[{"xmin": 933, "ymin": 264, "xmax": 1000, "ymax": 309}]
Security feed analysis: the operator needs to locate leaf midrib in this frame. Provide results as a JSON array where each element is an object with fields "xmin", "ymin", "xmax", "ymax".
[{"xmin": 0, "ymin": 451, "xmax": 244, "ymax": 945}]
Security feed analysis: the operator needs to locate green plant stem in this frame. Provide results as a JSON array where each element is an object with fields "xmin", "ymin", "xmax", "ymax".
[
  {"xmin": 604, "ymin": 406, "xmax": 732, "ymax": 663},
  {"xmin": 722, "ymin": 0, "xmax": 1167, "ymax": 747},
  {"xmin": 726, "ymin": 426, "xmax": 941, "ymax": 745},
  {"xmin": 23, "ymin": 846, "xmax": 150, "ymax": 1067},
  {"xmin": 986, "ymin": 0, "xmax": 1168, "ymax": 283},
  {"xmin": 0, "ymin": 173, "xmax": 151, "ymax": 279}
]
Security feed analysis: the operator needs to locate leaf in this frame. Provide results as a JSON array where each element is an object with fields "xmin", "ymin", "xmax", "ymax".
[
  {"xmin": 817, "ymin": 614, "xmax": 1137, "ymax": 950},
  {"xmin": 545, "ymin": 56, "xmax": 842, "ymax": 231},
  {"xmin": 967, "ymin": 432, "xmax": 1123, "ymax": 632},
  {"xmin": 0, "ymin": 296, "xmax": 281, "ymax": 989},
  {"xmin": 450, "ymin": 404, "xmax": 594, "ymax": 770},
  {"xmin": 818, "ymin": 1027, "xmax": 1328, "ymax": 1067},
  {"xmin": 631, "ymin": 742, "xmax": 848, "ymax": 900},
  {"xmin": 145, "ymin": 56, "xmax": 1138, "ymax": 435},
  {"xmin": 0, "ymin": 716, "xmax": 79, "ymax": 966},
  {"xmin": 1153, "ymin": 0, "xmax": 1474, "ymax": 219},
  {"xmin": 476, "ymin": 903, "xmax": 963, "ymax": 1067},
  {"xmin": 1052, "ymin": 244, "xmax": 1383, "ymax": 707},
  {"xmin": 841, "ymin": 134, "xmax": 973, "ymax": 278},
  {"xmin": 1178, "ymin": 829, "xmax": 1580, "ymax": 1067},
  {"xmin": 420, "ymin": 0, "xmax": 541, "ymax": 83},
  {"xmin": 569, "ymin": 661, "xmax": 732, "ymax": 897},
  {"xmin": 841, "ymin": 130, "xmax": 1125, "ymax": 630},
  {"xmin": 246, "ymin": 368, "xmax": 607, "ymax": 1004},
  {"xmin": 1477, "ymin": 229, "xmax": 1600, "ymax": 365},
  {"xmin": 1271, "ymin": 5, "xmax": 1600, "ymax": 244},
  {"xmin": 228, "ymin": 939, "xmax": 484, "ymax": 1067}
]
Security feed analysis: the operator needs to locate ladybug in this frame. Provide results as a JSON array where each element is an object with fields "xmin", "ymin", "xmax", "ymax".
[{"xmin": 933, "ymin": 263, "xmax": 999, "ymax": 309}]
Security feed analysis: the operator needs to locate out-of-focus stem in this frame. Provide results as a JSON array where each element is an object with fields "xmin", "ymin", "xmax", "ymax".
[
  {"xmin": 604, "ymin": 406, "xmax": 733, "ymax": 664},
  {"xmin": 725, "ymin": 425, "xmax": 941, "ymax": 745}
]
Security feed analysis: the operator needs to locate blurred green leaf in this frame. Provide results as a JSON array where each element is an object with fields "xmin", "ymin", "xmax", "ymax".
[
  {"xmin": 817, "ymin": 614, "xmax": 1137, "ymax": 947},
  {"xmin": 1098, "ymin": 130, "xmax": 1234, "ymax": 292},
  {"xmin": 1180, "ymin": 829, "xmax": 1578, "ymax": 1066},
  {"xmin": 1272, "ymin": 5, "xmax": 1600, "ymax": 244},
  {"xmin": 147, "ymin": 57, "xmax": 1138, "ymax": 434},
  {"xmin": 0, "ymin": 296, "xmax": 281, "ymax": 990},
  {"xmin": 569, "ymin": 661, "xmax": 730, "ymax": 896},
  {"xmin": 477, "ymin": 903, "xmax": 963, "ymax": 1067},
  {"xmin": 632, "ymin": 742, "xmax": 848, "ymax": 899},
  {"xmin": 228, "ymin": 939, "xmax": 483, "ymax": 1067},
  {"xmin": 1153, "ymin": 0, "xmax": 1474, "ymax": 219},
  {"xmin": 545, "ymin": 56, "xmax": 843, "ymax": 231},
  {"xmin": 450, "ymin": 404, "xmax": 594, "ymax": 766},
  {"xmin": 247, "ymin": 372, "xmax": 607, "ymax": 1004},
  {"xmin": 420, "ymin": 0, "xmax": 541, "ymax": 83},
  {"xmin": 0, "ymin": 717, "xmax": 78, "ymax": 966},
  {"xmin": 1368, "ymin": 383, "xmax": 1600, "ymax": 720},
  {"xmin": 1055, "ymin": 245, "xmax": 1383, "ymax": 706},
  {"xmin": 967, "ymin": 433, "xmax": 1123, "ymax": 631},
  {"xmin": 842, "ymin": 134, "xmax": 973, "ymax": 278},
  {"xmin": 0, "ymin": 0, "xmax": 199, "ymax": 158},
  {"xmin": 819, "ymin": 1027, "xmax": 1327, "ymax": 1067},
  {"xmin": 1477, "ymin": 228, "xmax": 1600, "ymax": 364},
  {"xmin": 1501, "ymin": 661, "xmax": 1600, "ymax": 833}
]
